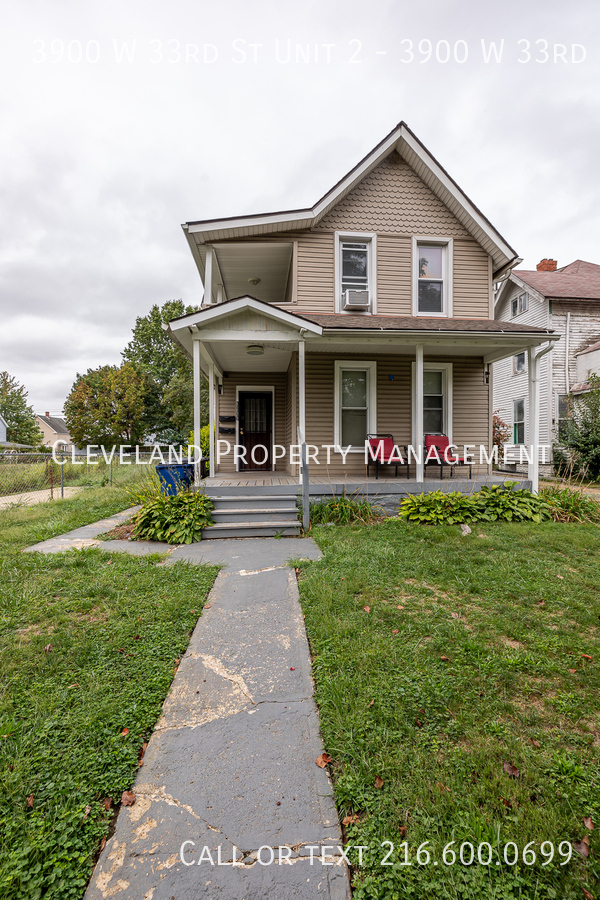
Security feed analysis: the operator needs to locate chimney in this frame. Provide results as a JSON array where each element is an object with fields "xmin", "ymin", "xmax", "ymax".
[
  {"xmin": 45, "ymin": 411, "xmax": 49, "ymax": 417},
  {"xmin": 536, "ymin": 258, "xmax": 557, "ymax": 272}
]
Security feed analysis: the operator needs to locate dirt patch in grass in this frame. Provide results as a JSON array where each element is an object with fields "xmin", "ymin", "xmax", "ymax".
[
  {"xmin": 16, "ymin": 624, "xmax": 55, "ymax": 641},
  {"xmin": 101, "ymin": 522, "xmax": 136, "ymax": 541},
  {"xmin": 500, "ymin": 636, "xmax": 525, "ymax": 651}
]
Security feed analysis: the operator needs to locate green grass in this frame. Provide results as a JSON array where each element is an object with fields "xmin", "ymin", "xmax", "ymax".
[
  {"xmin": 299, "ymin": 520, "xmax": 600, "ymax": 899},
  {"xmin": 0, "ymin": 487, "xmax": 218, "ymax": 899}
]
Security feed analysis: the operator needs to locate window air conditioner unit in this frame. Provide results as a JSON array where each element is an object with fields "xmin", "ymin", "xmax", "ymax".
[{"xmin": 343, "ymin": 289, "xmax": 370, "ymax": 310}]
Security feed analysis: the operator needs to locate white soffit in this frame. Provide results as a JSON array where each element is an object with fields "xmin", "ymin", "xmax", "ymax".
[{"xmin": 214, "ymin": 242, "xmax": 293, "ymax": 303}]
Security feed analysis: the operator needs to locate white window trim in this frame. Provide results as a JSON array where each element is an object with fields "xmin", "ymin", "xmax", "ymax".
[
  {"xmin": 513, "ymin": 397, "xmax": 526, "ymax": 445},
  {"xmin": 412, "ymin": 236, "xmax": 453, "ymax": 318},
  {"xmin": 334, "ymin": 231, "xmax": 377, "ymax": 314},
  {"xmin": 334, "ymin": 360, "xmax": 377, "ymax": 452},
  {"xmin": 235, "ymin": 385, "xmax": 275, "ymax": 472},
  {"xmin": 411, "ymin": 362, "xmax": 453, "ymax": 442},
  {"xmin": 513, "ymin": 352, "xmax": 527, "ymax": 375}
]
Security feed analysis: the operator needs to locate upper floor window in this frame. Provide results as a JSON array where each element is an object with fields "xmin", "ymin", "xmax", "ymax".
[
  {"xmin": 335, "ymin": 232, "xmax": 376, "ymax": 313},
  {"xmin": 511, "ymin": 293, "xmax": 527, "ymax": 317},
  {"xmin": 413, "ymin": 238, "xmax": 453, "ymax": 317},
  {"xmin": 513, "ymin": 352, "xmax": 526, "ymax": 375}
]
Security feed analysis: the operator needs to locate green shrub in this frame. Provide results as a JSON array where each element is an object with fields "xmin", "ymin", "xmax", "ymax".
[
  {"xmin": 132, "ymin": 482, "xmax": 214, "ymax": 543},
  {"xmin": 540, "ymin": 485, "xmax": 600, "ymax": 523},
  {"xmin": 310, "ymin": 496, "xmax": 381, "ymax": 526},
  {"xmin": 398, "ymin": 483, "xmax": 551, "ymax": 525}
]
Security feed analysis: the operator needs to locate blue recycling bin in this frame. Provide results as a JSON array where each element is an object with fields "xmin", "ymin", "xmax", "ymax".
[{"xmin": 155, "ymin": 463, "xmax": 195, "ymax": 496}]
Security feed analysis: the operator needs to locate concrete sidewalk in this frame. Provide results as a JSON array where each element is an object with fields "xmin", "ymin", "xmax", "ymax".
[
  {"xmin": 0, "ymin": 486, "xmax": 82, "ymax": 509},
  {"xmin": 39, "ymin": 531, "xmax": 350, "ymax": 899}
]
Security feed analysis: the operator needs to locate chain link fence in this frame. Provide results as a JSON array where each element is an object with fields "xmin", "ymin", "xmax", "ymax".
[{"xmin": 0, "ymin": 452, "xmax": 156, "ymax": 501}]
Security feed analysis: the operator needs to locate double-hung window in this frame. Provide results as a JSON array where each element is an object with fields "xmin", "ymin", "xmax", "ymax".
[
  {"xmin": 557, "ymin": 394, "xmax": 570, "ymax": 442},
  {"xmin": 514, "ymin": 399, "xmax": 525, "ymax": 444},
  {"xmin": 334, "ymin": 361, "xmax": 377, "ymax": 450},
  {"xmin": 413, "ymin": 238, "xmax": 452, "ymax": 316},
  {"xmin": 335, "ymin": 232, "xmax": 376, "ymax": 312},
  {"xmin": 411, "ymin": 363, "xmax": 453, "ymax": 439},
  {"xmin": 513, "ymin": 352, "xmax": 526, "ymax": 375},
  {"xmin": 511, "ymin": 293, "xmax": 528, "ymax": 317}
]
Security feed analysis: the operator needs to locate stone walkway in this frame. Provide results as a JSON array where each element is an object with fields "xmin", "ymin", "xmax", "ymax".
[{"xmin": 25, "ymin": 519, "xmax": 350, "ymax": 899}]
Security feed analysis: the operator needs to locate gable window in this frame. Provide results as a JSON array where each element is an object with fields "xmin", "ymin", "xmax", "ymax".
[
  {"xmin": 513, "ymin": 352, "xmax": 526, "ymax": 374},
  {"xmin": 334, "ymin": 361, "xmax": 377, "ymax": 449},
  {"xmin": 511, "ymin": 293, "xmax": 528, "ymax": 317},
  {"xmin": 514, "ymin": 398, "xmax": 525, "ymax": 444},
  {"xmin": 413, "ymin": 238, "xmax": 453, "ymax": 316},
  {"xmin": 335, "ymin": 232, "xmax": 376, "ymax": 313},
  {"xmin": 411, "ymin": 362, "xmax": 453, "ymax": 440}
]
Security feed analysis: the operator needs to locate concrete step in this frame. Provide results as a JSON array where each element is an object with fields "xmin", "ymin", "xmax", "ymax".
[
  {"xmin": 211, "ymin": 507, "xmax": 298, "ymax": 524},
  {"xmin": 202, "ymin": 521, "xmax": 301, "ymax": 539},
  {"xmin": 208, "ymin": 494, "xmax": 298, "ymax": 510}
]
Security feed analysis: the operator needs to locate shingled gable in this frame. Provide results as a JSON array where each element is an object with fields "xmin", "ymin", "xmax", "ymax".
[{"xmin": 183, "ymin": 121, "xmax": 519, "ymax": 279}]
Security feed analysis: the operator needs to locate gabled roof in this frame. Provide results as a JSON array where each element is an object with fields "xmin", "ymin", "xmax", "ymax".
[
  {"xmin": 183, "ymin": 121, "xmax": 518, "ymax": 278},
  {"xmin": 512, "ymin": 260, "xmax": 600, "ymax": 301},
  {"xmin": 36, "ymin": 415, "xmax": 69, "ymax": 434},
  {"xmin": 168, "ymin": 295, "xmax": 323, "ymax": 334}
]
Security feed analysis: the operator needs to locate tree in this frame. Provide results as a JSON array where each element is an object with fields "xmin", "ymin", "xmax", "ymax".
[
  {"xmin": 0, "ymin": 371, "xmax": 43, "ymax": 446},
  {"xmin": 122, "ymin": 300, "xmax": 206, "ymax": 442},
  {"xmin": 560, "ymin": 374, "xmax": 600, "ymax": 478},
  {"xmin": 64, "ymin": 363, "xmax": 147, "ymax": 446}
]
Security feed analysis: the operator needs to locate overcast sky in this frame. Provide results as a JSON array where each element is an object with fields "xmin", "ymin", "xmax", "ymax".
[{"xmin": 1, "ymin": 0, "xmax": 598, "ymax": 414}]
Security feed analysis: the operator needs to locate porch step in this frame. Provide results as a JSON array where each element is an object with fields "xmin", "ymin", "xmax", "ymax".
[
  {"xmin": 211, "ymin": 507, "xmax": 298, "ymax": 524},
  {"xmin": 203, "ymin": 491, "xmax": 301, "ymax": 538},
  {"xmin": 202, "ymin": 520, "xmax": 301, "ymax": 539}
]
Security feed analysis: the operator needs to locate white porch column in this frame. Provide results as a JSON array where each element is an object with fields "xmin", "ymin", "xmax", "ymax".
[
  {"xmin": 527, "ymin": 347, "xmax": 539, "ymax": 493},
  {"xmin": 298, "ymin": 339, "xmax": 306, "ymax": 483},
  {"xmin": 193, "ymin": 339, "xmax": 201, "ymax": 484},
  {"xmin": 204, "ymin": 245, "xmax": 213, "ymax": 306},
  {"xmin": 209, "ymin": 362, "xmax": 215, "ymax": 478},
  {"xmin": 415, "ymin": 343, "xmax": 424, "ymax": 482}
]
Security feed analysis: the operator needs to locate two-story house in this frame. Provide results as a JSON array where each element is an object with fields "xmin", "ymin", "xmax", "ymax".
[
  {"xmin": 166, "ymin": 122, "xmax": 557, "ymax": 534},
  {"xmin": 493, "ymin": 258, "xmax": 600, "ymax": 465}
]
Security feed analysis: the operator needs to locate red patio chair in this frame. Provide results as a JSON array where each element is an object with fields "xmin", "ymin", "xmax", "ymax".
[
  {"xmin": 366, "ymin": 434, "xmax": 408, "ymax": 480},
  {"xmin": 424, "ymin": 435, "xmax": 472, "ymax": 479}
]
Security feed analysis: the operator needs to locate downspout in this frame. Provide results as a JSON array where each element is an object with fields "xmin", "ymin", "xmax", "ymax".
[{"xmin": 564, "ymin": 311, "xmax": 571, "ymax": 394}]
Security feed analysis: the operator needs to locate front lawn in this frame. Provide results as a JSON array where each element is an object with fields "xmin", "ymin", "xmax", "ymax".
[
  {"xmin": 0, "ymin": 489, "xmax": 218, "ymax": 899},
  {"xmin": 299, "ymin": 520, "xmax": 600, "ymax": 899}
]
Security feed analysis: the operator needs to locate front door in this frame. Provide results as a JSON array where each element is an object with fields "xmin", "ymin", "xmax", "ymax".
[{"xmin": 238, "ymin": 391, "xmax": 272, "ymax": 471}]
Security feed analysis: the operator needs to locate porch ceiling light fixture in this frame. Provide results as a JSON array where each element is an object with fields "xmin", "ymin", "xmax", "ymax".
[
  {"xmin": 247, "ymin": 344, "xmax": 264, "ymax": 356},
  {"xmin": 248, "ymin": 277, "xmax": 261, "ymax": 286}
]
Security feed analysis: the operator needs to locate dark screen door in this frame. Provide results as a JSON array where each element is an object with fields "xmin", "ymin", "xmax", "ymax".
[{"xmin": 239, "ymin": 392, "xmax": 272, "ymax": 471}]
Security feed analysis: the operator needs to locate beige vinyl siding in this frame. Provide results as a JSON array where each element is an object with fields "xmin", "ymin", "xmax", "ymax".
[
  {"xmin": 303, "ymin": 351, "xmax": 490, "ymax": 477},
  {"xmin": 377, "ymin": 236, "xmax": 412, "ymax": 315},
  {"xmin": 453, "ymin": 239, "xmax": 491, "ymax": 318},
  {"xmin": 217, "ymin": 372, "xmax": 288, "ymax": 474},
  {"xmin": 296, "ymin": 232, "xmax": 335, "ymax": 313}
]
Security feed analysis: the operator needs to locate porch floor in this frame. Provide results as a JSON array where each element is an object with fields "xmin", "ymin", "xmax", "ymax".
[{"xmin": 203, "ymin": 471, "xmax": 529, "ymax": 490}]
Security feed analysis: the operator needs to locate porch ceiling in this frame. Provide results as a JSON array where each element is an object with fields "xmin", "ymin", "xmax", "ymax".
[
  {"xmin": 212, "ymin": 242, "xmax": 293, "ymax": 304},
  {"xmin": 210, "ymin": 342, "xmax": 292, "ymax": 374}
]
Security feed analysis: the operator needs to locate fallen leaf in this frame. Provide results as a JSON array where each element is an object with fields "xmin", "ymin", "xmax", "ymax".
[
  {"xmin": 557, "ymin": 574, "xmax": 564, "ymax": 579},
  {"xmin": 363, "ymin": 606, "xmax": 371, "ymax": 613},
  {"xmin": 583, "ymin": 816, "xmax": 594, "ymax": 831},
  {"xmin": 26, "ymin": 793, "xmax": 34, "ymax": 808},
  {"xmin": 503, "ymin": 761, "xmax": 520, "ymax": 779},
  {"xmin": 106, "ymin": 560, "xmax": 112, "ymax": 565},
  {"xmin": 537, "ymin": 600, "xmax": 545, "ymax": 606},
  {"xmin": 101, "ymin": 797, "xmax": 112, "ymax": 810},
  {"xmin": 415, "ymin": 720, "xmax": 423, "ymax": 729},
  {"xmin": 342, "ymin": 814, "xmax": 360, "ymax": 826},
  {"xmin": 569, "ymin": 668, "xmax": 577, "ymax": 674},
  {"xmin": 440, "ymin": 655, "xmax": 451, "ymax": 662},
  {"xmin": 397, "ymin": 604, "xmax": 404, "ymax": 610},
  {"xmin": 573, "ymin": 836, "xmax": 590, "ymax": 858},
  {"xmin": 138, "ymin": 742, "xmax": 148, "ymax": 766},
  {"xmin": 451, "ymin": 612, "xmax": 460, "ymax": 619},
  {"xmin": 437, "ymin": 783, "xmax": 451, "ymax": 792},
  {"xmin": 204, "ymin": 604, "xmax": 211, "ymax": 609},
  {"xmin": 582, "ymin": 654, "xmax": 593, "ymax": 661},
  {"xmin": 118, "ymin": 648, "xmax": 125, "ymax": 653},
  {"xmin": 121, "ymin": 790, "xmax": 136, "ymax": 807},
  {"xmin": 582, "ymin": 888, "xmax": 594, "ymax": 900},
  {"xmin": 133, "ymin": 635, "xmax": 140, "ymax": 640},
  {"xmin": 316, "ymin": 753, "xmax": 332, "ymax": 768},
  {"xmin": 190, "ymin": 610, "xmax": 196, "ymax": 615},
  {"xmin": 374, "ymin": 775, "xmax": 384, "ymax": 789},
  {"xmin": 83, "ymin": 804, "xmax": 91, "ymax": 819},
  {"xmin": 530, "ymin": 739, "xmax": 541, "ymax": 749},
  {"xmin": 392, "ymin": 629, "xmax": 399, "ymax": 635},
  {"xmin": 398, "ymin": 825, "xmax": 407, "ymax": 837},
  {"xmin": 368, "ymin": 699, "xmax": 374, "ymax": 707},
  {"xmin": 121, "ymin": 728, "xmax": 129, "ymax": 737},
  {"xmin": 501, "ymin": 797, "xmax": 512, "ymax": 808},
  {"xmin": 99, "ymin": 836, "xmax": 106, "ymax": 852},
  {"xmin": 44, "ymin": 644, "xmax": 53, "ymax": 653}
]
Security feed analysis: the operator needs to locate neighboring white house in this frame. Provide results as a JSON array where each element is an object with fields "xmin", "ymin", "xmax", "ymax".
[
  {"xmin": 0, "ymin": 413, "xmax": 7, "ymax": 443},
  {"xmin": 493, "ymin": 258, "xmax": 600, "ymax": 462}
]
